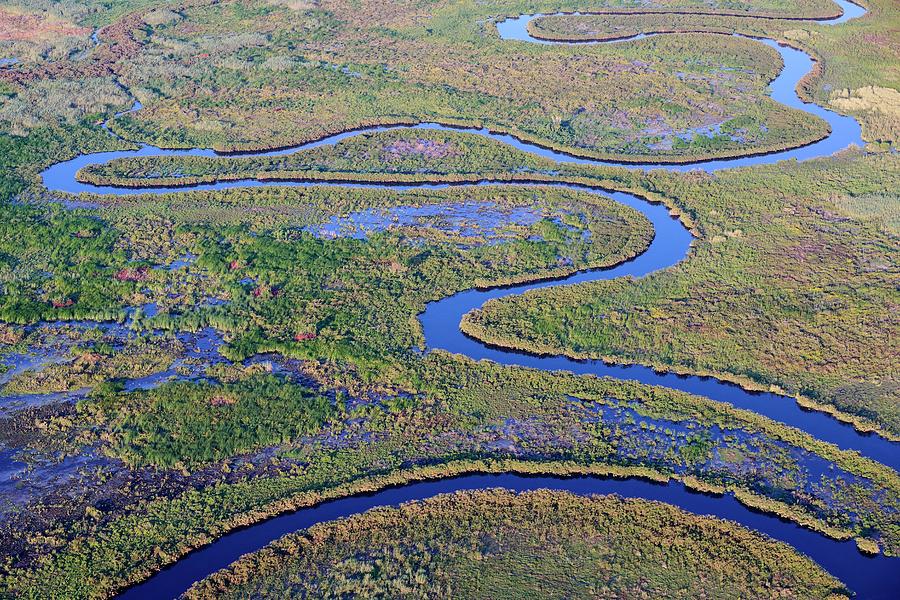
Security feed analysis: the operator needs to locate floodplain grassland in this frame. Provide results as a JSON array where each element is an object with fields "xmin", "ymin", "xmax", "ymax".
[
  {"xmin": 1, "ymin": 0, "xmax": 165, "ymax": 29},
  {"xmin": 75, "ymin": 129, "xmax": 563, "ymax": 188},
  {"xmin": 463, "ymin": 151, "xmax": 900, "ymax": 439},
  {"xmin": 61, "ymin": 120, "xmax": 900, "ymax": 441},
  {"xmin": 0, "ymin": 0, "xmax": 898, "ymax": 598},
  {"xmin": 93, "ymin": 0, "xmax": 828, "ymax": 161},
  {"xmin": 22, "ymin": 183, "xmax": 653, "ymax": 361},
  {"xmin": 1, "ymin": 0, "xmax": 895, "ymax": 158},
  {"xmin": 1, "ymin": 117, "xmax": 898, "ymax": 598},
  {"xmin": 525, "ymin": 0, "xmax": 900, "ymax": 148},
  {"xmin": 4, "ymin": 352, "xmax": 900, "ymax": 598},
  {"xmin": 185, "ymin": 489, "xmax": 850, "ymax": 599}
]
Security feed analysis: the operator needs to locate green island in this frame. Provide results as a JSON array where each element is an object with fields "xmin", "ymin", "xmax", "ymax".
[
  {"xmin": 0, "ymin": 0, "xmax": 897, "ymax": 598},
  {"xmin": 186, "ymin": 489, "xmax": 850, "ymax": 599}
]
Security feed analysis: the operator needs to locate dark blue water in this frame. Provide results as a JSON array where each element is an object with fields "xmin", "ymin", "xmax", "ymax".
[
  {"xmin": 117, "ymin": 473, "xmax": 899, "ymax": 600},
  {"xmin": 34, "ymin": 1, "xmax": 899, "ymax": 596}
]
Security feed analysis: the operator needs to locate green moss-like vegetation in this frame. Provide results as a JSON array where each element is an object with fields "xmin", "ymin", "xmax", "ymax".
[
  {"xmin": 93, "ymin": 374, "xmax": 335, "ymax": 467},
  {"xmin": 110, "ymin": 184, "xmax": 651, "ymax": 363},
  {"xmin": 186, "ymin": 489, "xmax": 849, "ymax": 599}
]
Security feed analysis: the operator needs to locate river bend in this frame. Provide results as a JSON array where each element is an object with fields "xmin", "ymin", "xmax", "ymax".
[{"xmin": 33, "ymin": 1, "xmax": 900, "ymax": 597}]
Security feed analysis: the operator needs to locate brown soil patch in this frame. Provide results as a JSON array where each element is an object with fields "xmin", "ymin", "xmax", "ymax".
[{"xmin": 0, "ymin": 9, "xmax": 88, "ymax": 42}]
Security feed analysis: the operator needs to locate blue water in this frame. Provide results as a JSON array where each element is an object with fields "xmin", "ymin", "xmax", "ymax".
[
  {"xmin": 38, "ymin": 9, "xmax": 893, "ymax": 469},
  {"xmin": 31, "ymin": 1, "xmax": 900, "ymax": 596},
  {"xmin": 419, "ymin": 188, "xmax": 900, "ymax": 472},
  {"xmin": 306, "ymin": 200, "xmax": 546, "ymax": 242},
  {"xmin": 40, "ymin": 11, "xmax": 865, "ymax": 194}
]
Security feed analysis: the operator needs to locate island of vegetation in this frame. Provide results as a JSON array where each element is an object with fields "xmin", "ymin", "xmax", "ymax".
[{"xmin": 186, "ymin": 489, "xmax": 850, "ymax": 599}]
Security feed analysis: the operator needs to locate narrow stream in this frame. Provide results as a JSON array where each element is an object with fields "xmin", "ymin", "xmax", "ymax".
[{"xmin": 30, "ymin": 2, "xmax": 900, "ymax": 597}]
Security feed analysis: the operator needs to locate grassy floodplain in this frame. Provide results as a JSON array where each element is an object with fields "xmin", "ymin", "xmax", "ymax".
[
  {"xmin": 524, "ymin": 0, "xmax": 900, "ymax": 148},
  {"xmin": 461, "ymin": 151, "xmax": 900, "ymax": 439},
  {"xmin": 4, "ymin": 0, "xmax": 831, "ymax": 161},
  {"xmin": 0, "ymin": 0, "xmax": 897, "ymax": 598},
  {"xmin": 1, "ymin": 126, "xmax": 899, "ymax": 600},
  {"xmin": 1, "ymin": 127, "xmax": 898, "ymax": 599},
  {"xmin": 2, "ymin": 350, "xmax": 899, "ymax": 597},
  {"xmin": 63, "ymin": 124, "xmax": 900, "ymax": 441}
]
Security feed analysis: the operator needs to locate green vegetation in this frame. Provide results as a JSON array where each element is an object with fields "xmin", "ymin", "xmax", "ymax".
[
  {"xmin": 71, "ymin": 124, "xmax": 899, "ymax": 439},
  {"xmin": 2, "ymin": 128, "xmax": 897, "ymax": 600},
  {"xmin": 0, "ymin": 121, "xmax": 128, "ymax": 198},
  {"xmin": 90, "ymin": 0, "xmax": 827, "ymax": 160},
  {"xmin": 4, "ymin": 353, "xmax": 899, "ymax": 597},
  {"xmin": 77, "ymin": 129, "xmax": 562, "ymax": 187},
  {"xmin": 114, "ymin": 184, "xmax": 651, "ymax": 363},
  {"xmin": 1, "ymin": 0, "xmax": 167, "ymax": 29},
  {"xmin": 187, "ymin": 489, "xmax": 849, "ymax": 599},
  {"xmin": 525, "ymin": 0, "xmax": 900, "ymax": 148},
  {"xmin": 3, "ymin": 336, "xmax": 177, "ymax": 394},
  {"xmin": 0, "ymin": 1, "xmax": 898, "ymax": 598},
  {"xmin": 91, "ymin": 374, "xmax": 335, "ymax": 467},
  {"xmin": 462, "ymin": 152, "xmax": 900, "ymax": 438},
  {"xmin": 2, "ymin": 120, "xmax": 898, "ymax": 600}
]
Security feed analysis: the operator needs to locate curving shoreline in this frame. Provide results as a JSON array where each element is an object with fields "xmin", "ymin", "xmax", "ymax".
[
  {"xmin": 117, "ymin": 470, "xmax": 899, "ymax": 600},
  {"xmin": 40, "ymin": 2, "xmax": 890, "ymax": 457},
  {"xmin": 29, "ymin": 1, "xmax": 899, "ymax": 597}
]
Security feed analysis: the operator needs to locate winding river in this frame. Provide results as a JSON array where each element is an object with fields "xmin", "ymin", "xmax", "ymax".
[{"xmin": 35, "ymin": 1, "xmax": 900, "ymax": 597}]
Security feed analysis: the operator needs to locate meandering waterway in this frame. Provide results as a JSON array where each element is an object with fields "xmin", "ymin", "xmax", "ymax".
[{"xmin": 31, "ymin": 1, "xmax": 900, "ymax": 597}]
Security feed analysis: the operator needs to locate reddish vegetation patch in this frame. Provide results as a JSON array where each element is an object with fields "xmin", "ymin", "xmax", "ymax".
[
  {"xmin": 0, "ymin": 326, "xmax": 23, "ymax": 345},
  {"xmin": 229, "ymin": 260, "xmax": 242, "ymax": 271},
  {"xmin": 0, "ymin": 9, "xmax": 88, "ymax": 42},
  {"xmin": 114, "ymin": 266, "xmax": 150, "ymax": 282},
  {"xmin": 252, "ymin": 285, "xmax": 280, "ymax": 298},
  {"xmin": 863, "ymin": 32, "xmax": 897, "ymax": 49},
  {"xmin": 74, "ymin": 352, "xmax": 103, "ymax": 368},
  {"xmin": 0, "ymin": 0, "xmax": 213, "ymax": 85},
  {"xmin": 382, "ymin": 139, "xmax": 455, "ymax": 160},
  {"xmin": 51, "ymin": 298, "xmax": 74, "ymax": 308},
  {"xmin": 209, "ymin": 395, "xmax": 236, "ymax": 407},
  {"xmin": 294, "ymin": 332, "xmax": 317, "ymax": 341},
  {"xmin": 785, "ymin": 243, "xmax": 822, "ymax": 261}
]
